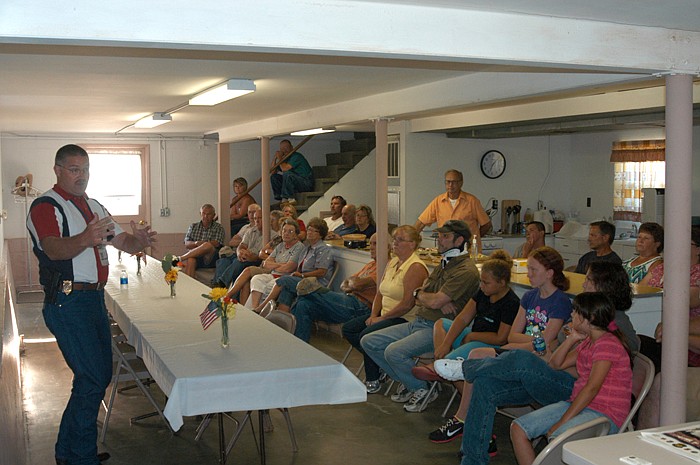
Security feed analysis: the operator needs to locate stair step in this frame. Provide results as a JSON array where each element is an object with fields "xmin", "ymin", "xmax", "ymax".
[
  {"xmin": 313, "ymin": 164, "xmax": 352, "ymax": 180},
  {"xmin": 325, "ymin": 151, "xmax": 368, "ymax": 166},
  {"xmin": 340, "ymin": 138, "xmax": 375, "ymax": 153},
  {"xmin": 314, "ymin": 178, "xmax": 337, "ymax": 192}
]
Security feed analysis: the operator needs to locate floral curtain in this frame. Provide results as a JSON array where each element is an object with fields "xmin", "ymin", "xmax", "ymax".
[{"xmin": 611, "ymin": 140, "xmax": 665, "ymax": 221}]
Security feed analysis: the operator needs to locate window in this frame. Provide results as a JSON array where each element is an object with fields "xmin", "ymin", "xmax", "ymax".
[
  {"xmin": 83, "ymin": 144, "xmax": 150, "ymax": 225},
  {"xmin": 611, "ymin": 140, "xmax": 665, "ymax": 221}
]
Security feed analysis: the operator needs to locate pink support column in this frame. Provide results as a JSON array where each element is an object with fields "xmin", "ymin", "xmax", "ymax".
[
  {"xmin": 660, "ymin": 74, "xmax": 693, "ymax": 425},
  {"xmin": 375, "ymin": 119, "xmax": 389, "ymax": 277},
  {"xmin": 260, "ymin": 137, "xmax": 271, "ymax": 244},
  {"xmin": 218, "ymin": 143, "xmax": 231, "ymax": 239}
]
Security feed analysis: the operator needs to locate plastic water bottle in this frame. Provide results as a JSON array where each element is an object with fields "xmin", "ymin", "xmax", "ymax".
[
  {"xmin": 531, "ymin": 325, "xmax": 546, "ymax": 355},
  {"xmin": 120, "ymin": 270, "xmax": 128, "ymax": 287},
  {"xmin": 470, "ymin": 234, "xmax": 478, "ymax": 262}
]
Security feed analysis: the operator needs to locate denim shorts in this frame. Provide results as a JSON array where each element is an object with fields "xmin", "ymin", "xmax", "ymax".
[{"xmin": 513, "ymin": 400, "xmax": 618, "ymax": 440}]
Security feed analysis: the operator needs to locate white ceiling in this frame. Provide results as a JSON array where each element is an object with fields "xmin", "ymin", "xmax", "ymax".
[{"xmin": 1, "ymin": 0, "xmax": 699, "ymax": 140}]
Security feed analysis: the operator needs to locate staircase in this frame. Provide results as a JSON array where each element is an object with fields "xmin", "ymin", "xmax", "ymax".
[{"xmin": 291, "ymin": 133, "xmax": 375, "ymax": 214}]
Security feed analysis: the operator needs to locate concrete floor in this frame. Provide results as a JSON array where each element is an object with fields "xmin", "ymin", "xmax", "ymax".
[{"xmin": 16, "ymin": 294, "xmax": 517, "ymax": 465}]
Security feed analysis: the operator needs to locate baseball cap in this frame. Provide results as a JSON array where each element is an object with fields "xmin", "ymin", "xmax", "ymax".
[{"xmin": 434, "ymin": 220, "xmax": 472, "ymax": 240}]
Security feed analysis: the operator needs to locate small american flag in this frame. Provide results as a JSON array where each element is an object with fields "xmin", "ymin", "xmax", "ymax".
[{"xmin": 199, "ymin": 301, "xmax": 219, "ymax": 330}]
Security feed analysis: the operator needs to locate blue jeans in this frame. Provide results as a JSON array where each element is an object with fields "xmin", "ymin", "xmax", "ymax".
[
  {"xmin": 292, "ymin": 291, "xmax": 371, "ymax": 342},
  {"xmin": 214, "ymin": 257, "xmax": 259, "ymax": 287},
  {"xmin": 42, "ymin": 290, "xmax": 113, "ymax": 465},
  {"xmin": 459, "ymin": 350, "xmax": 575, "ymax": 465},
  {"xmin": 342, "ymin": 316, "xmax": 407, "ymax": 382},
  {"xmin": 360, "ymin": 317, "xmax": 435, "ymax": 391},
  {"xmin": 275, "ymin": 275, "xmax": 302, "ymax": 308},
  {"xmin": 514, "ymin": 401, "xmax": 618, "ymax": 440},
  {"xmin": 271, "ymin": 171, "xmax": 313, "ymax": 199}
]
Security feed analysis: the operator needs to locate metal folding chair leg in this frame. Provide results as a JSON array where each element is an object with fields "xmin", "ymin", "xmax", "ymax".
[{"xmin": 442, "ymin": 385, "xmax": 459, "ymax": 418}]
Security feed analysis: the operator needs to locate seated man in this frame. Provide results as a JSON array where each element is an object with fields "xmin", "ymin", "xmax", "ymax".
[
  {"xmin": 292, "ymin": 233, "xmax": 378, "ymax": 342},
  {"xmin": 213, "ymin": 203, "xmax": 260, "ymax": 284},
  {"xmin": 574, "ymin": 220, "xmax": 621, "ymax": 273},
  {"xmin": 271, "ymin": 139, "xmax": 313, "ymax": 203},
  {"xmin": 214, "ymin": 209, "xmax": 270, "ymax": 288},
  {"xmin": 326, "ymin": 204, "xmax": 357, "ymax": 239},
  {"xmin": 361, "ymin": 220, "xmax": 480, "ymax": 413},
  {"xmin": 324, "ymin": 195, "xmax": 346, "ymax": 231},
  {"xmin": 178, "ymin": 204, "xmax": 225, "ymax": 277},
  {"xmin": 514, "ymin": 221, "xmax": 546, "ymax": 258}
]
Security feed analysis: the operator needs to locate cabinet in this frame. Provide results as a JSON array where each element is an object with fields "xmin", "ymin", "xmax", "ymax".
[
  {"xmin": 554, "ymin": 237, "xmax": 590, "ymax": 269},
  {"xmin": 611, "ymin": 240, "xmax": 637, "ymax": 261}
]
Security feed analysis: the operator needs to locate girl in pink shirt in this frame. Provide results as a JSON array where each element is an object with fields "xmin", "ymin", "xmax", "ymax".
[{"xmin": 510, "ymin": 292, "xmax": 632, "ymax": 465}]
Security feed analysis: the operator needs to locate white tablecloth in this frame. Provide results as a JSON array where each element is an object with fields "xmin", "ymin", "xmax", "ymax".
[{"xmin": 104, "ymin": 248, "xmax": 366, "ymax": 431}]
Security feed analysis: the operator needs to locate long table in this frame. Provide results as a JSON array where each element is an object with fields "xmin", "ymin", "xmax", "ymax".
[
  {"xmin": 103, "ymin": 248, "xmax": 366, "ymax": 456},
  {"xmin": 563, "ymin": 421, "xmax": 700, "ymax": 465}
]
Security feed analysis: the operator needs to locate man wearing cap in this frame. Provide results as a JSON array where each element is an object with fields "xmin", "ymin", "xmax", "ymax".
[
  {"xmin": 27, "ymin": 144, "xmax": 157, "ymax": 465},
  {"xmin": 414, "ymin": 169, "xmax": 491, "ymax": 251},
  {"xmin": 361, "ymin": 220, "xmax": 480, "ymax": 413}
]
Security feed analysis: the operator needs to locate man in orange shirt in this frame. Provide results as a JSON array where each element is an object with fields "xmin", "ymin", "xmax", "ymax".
[{"xmin": 414, "ymin": 169, "xmax": 491, "ymax": 248}]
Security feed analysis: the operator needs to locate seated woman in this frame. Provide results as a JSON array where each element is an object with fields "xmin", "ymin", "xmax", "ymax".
[
  {"xmin": 424, "ymin": 247, "xmax": 571, "ymax": 445},
  {"xmin": 343, "ymin": 225, "xmax": 429, "ymax": 393},
  {"xmin": 354, "ymin": 204, "xmax": 377, "ymax": 238},
  {"xmin": 640, "ymin": 225, "xmax": 700, "ymax": 371},
  {"xmin": 229, "ymin": 177, "xmax": 256, "ymax": 235},
  {"xmin": 622, "ymin": 222, "xmax": 663, "ymax": 285},
  {"xmin": 254, "ymin": 218, "xmax": 333, "ymax": 313},
  {"xmin": 281, "ymin": 202, "xmax": 306, "ymax": 242},
  {"xmin": 225, "ymin": 219, "xmax": 305, "ymax": 306},
  {"xmin": 412, "ymin": 250, "xmax": 520, "ymax": 385},
  {"xmin": 511, "ymin": 292, "xmax": 632, "ymax": 465},
  {"xmin": 430, "ymin": 261, "xmax": 635, "ymax": 464}
]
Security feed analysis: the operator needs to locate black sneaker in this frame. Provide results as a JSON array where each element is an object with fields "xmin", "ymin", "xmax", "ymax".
[
  {"xmin": 488, "ymin": 434, "xmax": 498, "ymax": 457},
  {"xmin": 428, "ymin": 417, "xmax": 464, "ymax": 443}
]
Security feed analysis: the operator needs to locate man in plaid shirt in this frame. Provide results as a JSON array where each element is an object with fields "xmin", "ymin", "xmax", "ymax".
[{"xmin": 178, "ymin": 203, "xmax": 225, "ymax": 277}]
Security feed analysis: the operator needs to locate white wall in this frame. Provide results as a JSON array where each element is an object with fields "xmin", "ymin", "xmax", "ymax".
[
  {"xmin": 400, "ymin": 130, "xmax": 573, "ymax": 232},
  {"xmin": 0, "ymin": 136, "xmax": 219, "ymax": 239}
]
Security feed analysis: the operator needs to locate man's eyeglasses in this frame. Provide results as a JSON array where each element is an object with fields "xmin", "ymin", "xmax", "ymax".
[
  {"xmin": 57, "ymin": 165, "xmax": 89, "ymax": 176},
  {"xmin": 392, "ymin": 237, "xmax": 413, "ymax": 244}
]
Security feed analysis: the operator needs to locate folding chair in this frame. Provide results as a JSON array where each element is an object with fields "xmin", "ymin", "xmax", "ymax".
[
  {"xmin": 531, "ymin": 416, "xmax": 610, "ymax": 465},
  {"xmin": 618, "ymin": 352, "xmax": 655, "ymax": 433},
  {"xmin": 100, "ymin": 337, "xmax": 173, "ymax": 443}
]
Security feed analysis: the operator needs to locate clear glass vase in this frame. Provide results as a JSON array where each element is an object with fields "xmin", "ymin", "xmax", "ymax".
[
  {"xmin": 220, "ymin": 315, "xmax": 229, "ymax": 348},
  {"xmin": 169, "ymin": 281, "xmax": 176, "ymax": 298}
]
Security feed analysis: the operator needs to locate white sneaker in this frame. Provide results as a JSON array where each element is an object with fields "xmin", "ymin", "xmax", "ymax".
[
  {"xmin": 390, "ymin": 383, "xmax": 412, "ymax": 403},
  {"xmin": 403, "ymin": 387, "xmax": 439, "ymax": 413},
  {"xmin": 433, "ymin": 358, "xmax": 465, "ymax": 381}
]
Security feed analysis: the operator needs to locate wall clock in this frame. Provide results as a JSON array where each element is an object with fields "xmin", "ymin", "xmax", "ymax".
[{"xmin": 480, "ymin": 150, "xmax": 506, "ymax": 179}]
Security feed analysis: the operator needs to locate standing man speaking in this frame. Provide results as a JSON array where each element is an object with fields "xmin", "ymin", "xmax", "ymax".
[
  {"xmin": 26, "ymin": 144, "xmax": 157, "ymax": 465},
  {"xmin": 414, "ymin": 169, "xmax": 492, "ymax": 250}
]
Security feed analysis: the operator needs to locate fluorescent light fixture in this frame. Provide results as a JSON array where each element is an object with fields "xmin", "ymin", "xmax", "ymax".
[
  {"xmin": 189, "ymin": 79, "xmax": 256, "ymax": 106},
  {"xmin": 290, "ymin": 127, "xmax": 336, "ymax": 136},
  {"xmin": 133, "ymin": 112, "xmax": 172, "ymax": 129}
]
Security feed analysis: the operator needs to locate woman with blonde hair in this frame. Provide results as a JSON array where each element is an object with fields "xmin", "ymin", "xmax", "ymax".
[{"xmin": 343, "ymin": 225, "xmax": 429, "ymax": 393}]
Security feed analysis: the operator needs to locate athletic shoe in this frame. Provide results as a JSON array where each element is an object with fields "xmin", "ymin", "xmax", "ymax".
[
  {"xmin": 390, "ymin": 383, "xmax": 412, "ymax": 403},
  {"xmin": 403, "ymin": 387, "xmax": 439, "ymax": 412},
  {"xmin": 411, "ymin": 365, "xmax": 442, "ymax": 382},
  {"xmin": 428, "ymin": 417, "xmax": 464, "ymax": 443},
  {"xmin": 433, "ymin": 357, "xmax": 465, "ymax": 381},
  {"xmin": 365, "ymin": 380, "xmax": 381, "ymax": 394},
  {"xmin": 488, "ymin": 434, "xmax": 498, "ymax": 457}
]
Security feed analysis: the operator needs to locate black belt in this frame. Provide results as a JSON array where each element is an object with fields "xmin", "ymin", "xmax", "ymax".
[{"xmin": 62, "ymin": 281, "xmax": 106, "ymax": 294}]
